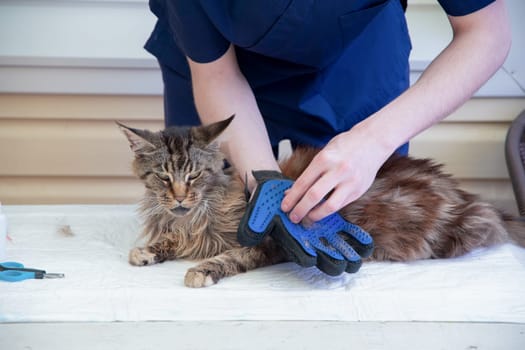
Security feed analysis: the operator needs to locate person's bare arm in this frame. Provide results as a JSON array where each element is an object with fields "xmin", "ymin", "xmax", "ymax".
[
  {"xmin": 282, "ymin": 0, "xmax": 512, "ymax": 223},
  {"xmin": 187, "ymin": 45, "xmax": 280, "ymax": 191}
]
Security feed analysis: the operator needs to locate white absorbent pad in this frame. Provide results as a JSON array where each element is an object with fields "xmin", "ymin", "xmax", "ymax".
[{"xmin": 1, "ymin": 205, "xmax": 524, "ymax": 323}]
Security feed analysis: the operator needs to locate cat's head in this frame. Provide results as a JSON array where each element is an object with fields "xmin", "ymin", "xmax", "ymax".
[{"xmin": 117, "ymin": 116, "xmax": 234, "ymax": 218}]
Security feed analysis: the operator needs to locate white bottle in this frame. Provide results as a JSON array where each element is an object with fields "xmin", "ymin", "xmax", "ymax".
[{"xmin": 0, "ymin": 202, "xmax": 7, "ymax": 261}]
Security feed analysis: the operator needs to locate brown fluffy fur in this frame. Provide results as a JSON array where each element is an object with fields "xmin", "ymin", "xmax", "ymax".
[{"xmin": 118, "ymin": 118, "xmax": 525, "ymax": 288}]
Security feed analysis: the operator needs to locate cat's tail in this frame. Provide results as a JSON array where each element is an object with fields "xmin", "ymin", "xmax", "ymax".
[{"xmin": 503, "ymin": 215, "xmax": 525, "ymax": 247}]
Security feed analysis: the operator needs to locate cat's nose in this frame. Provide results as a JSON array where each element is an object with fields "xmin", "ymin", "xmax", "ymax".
[{"xmin": 173, "ymin": 183, "xmax": 187, "ymax": 203}]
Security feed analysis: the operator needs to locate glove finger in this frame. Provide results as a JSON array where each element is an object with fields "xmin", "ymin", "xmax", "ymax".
[
  {"xmin": 315, "ymin": 234, "xmax": 363, "ymax": 274},
  {"xmin": 237, "ymin": 182, "xmax": 277, "ymax": 246},
  {"xmin": 339, "ymin": 223, "xmax": 374, "ymax": 258},
  {"xmin": 314, "ymin": 250, "xmax": 347, "ymax": 276},
  {"xmin": 237, "ymin": 207, "xmax": 270, "ymax": 246},
  {"xmin": 272, "ymin": 215, "xmax": 317, "ymax": 268},
  {"xmin": 344, "ymin": 258, "xmax": 362, "ymax": 273}
]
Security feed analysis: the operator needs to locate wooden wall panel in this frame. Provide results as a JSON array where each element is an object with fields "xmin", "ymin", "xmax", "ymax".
[
  {"xmin": 410, "ymin": 122, "xmax": 509, "ymax": 179},
  {"xmin": 0, "ymin": 119, "xmax": 161, "ymax": 176},
  {"xmin": 0, "ymin": 118, "xmax": 511, "ymax": 178},
  {"xmin": 0, "ymin": 94, "xmax": 523, "ymax": 215},
  {"xmin": 0, "ymin": 94, "xmax": 163, "ymax": 121},
  {"xmin": 0, "ymin": 176, "xmax": 143, "ymax": 204},
  {"xmin": 0, "ymin": 94, "xmax": 163, "ymax": 204}
]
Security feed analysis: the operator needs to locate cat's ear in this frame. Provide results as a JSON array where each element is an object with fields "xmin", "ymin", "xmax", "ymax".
[
  {"xmin": 116, "ymin": 122, "xmax": 156, "ymax": 153},
  {"xmin": 191, "ymin": 115, "xmax": 234, "ymax": 145}
]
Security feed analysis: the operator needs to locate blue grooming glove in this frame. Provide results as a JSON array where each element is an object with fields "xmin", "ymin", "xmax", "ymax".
[{"xmin": 237, "ymin": 171, "xmax": 374, "ymax": 276}]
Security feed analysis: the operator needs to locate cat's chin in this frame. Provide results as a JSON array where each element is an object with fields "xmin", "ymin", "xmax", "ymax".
[{"xmin": 169, "ymin": 207, "xmax": 192, "ymax": 217}]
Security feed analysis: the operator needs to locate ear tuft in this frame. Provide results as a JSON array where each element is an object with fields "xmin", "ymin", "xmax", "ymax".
[
  {"xmin": 191, "ymin": 114, "xmax": 235, "ymax": 145},
  {"xmin": 116, "ymin": 121, "xmax": 155, "ymax": 153}
]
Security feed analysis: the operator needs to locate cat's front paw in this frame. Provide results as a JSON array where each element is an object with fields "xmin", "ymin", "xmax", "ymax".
[
  {"xmin": 129, "ymin": 247, "xmax": 158, "ymax": 266},
  {"xmin": 184, "ymin": 268, "xmax": 217, "ymax": 288}
]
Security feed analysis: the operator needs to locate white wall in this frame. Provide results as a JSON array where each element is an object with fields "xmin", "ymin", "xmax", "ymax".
[
  {"xmin": 0, "ymin": 0, "xmax": 524, "ymax": 96},
  {"xmin": 0, "ymin": 0, "xmax": 159, "ymax": 94}
]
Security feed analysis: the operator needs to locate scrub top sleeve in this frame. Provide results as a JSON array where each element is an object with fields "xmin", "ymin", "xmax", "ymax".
[
  {"xmin": 437, "ymin": 0, "xmax": 495, "ymax": 16},
  {"xmin": 165, "ymin": 0, "xmax": 230, "ymax": 63}
]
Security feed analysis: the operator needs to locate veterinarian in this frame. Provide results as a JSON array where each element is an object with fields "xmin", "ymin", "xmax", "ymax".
[{"xmin": 145, "ymin": 0, "xmax": 510, "ymax": 223}]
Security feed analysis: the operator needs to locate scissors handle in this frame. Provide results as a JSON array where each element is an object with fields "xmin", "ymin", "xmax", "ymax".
[
  {"xmin": 0, "ymin": 262, "xmax": 45, "ymax": 281},
  {"xmin": 0, "ymin": 265, "xmax": 45, "ymax": 274}
]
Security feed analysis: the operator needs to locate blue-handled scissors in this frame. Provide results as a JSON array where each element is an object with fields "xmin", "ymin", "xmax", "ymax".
[{"xmin": 0, "ymin": 262, "xmax": 65, "ymax": 282}]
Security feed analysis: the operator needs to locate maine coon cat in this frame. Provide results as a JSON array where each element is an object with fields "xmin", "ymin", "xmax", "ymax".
[{"xmin": 118, "ymin": 116, "xmax": 525, "ymax": 288}]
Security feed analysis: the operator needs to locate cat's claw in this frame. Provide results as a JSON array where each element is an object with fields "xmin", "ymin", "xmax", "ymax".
[
  {"xmin": 184, "ymin": 269, "xmax": 216, "ymax": 288},
  {"xmin": 129, "ymin": 247, "xmax": 158, "ymax": 266}
]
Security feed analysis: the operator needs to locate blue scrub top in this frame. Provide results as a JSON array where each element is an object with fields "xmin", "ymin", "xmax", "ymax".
[{"xmin": 145, "ymin": 0, "xmax": 495, "ymax": 154}]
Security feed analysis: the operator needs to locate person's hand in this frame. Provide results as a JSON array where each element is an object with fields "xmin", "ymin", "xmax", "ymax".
[
  {"xmin": 281, "ymin": 124, "xmax": 394, "ymax": 224},
  {"xmin": 237, "ymin": 170, "xmax": 374, "ymax": 275}
]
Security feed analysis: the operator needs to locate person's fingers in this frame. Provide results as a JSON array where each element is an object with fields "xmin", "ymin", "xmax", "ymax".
[
  {"xmin": 306, "ymin": 184, "xmax": 356, "ymax": 222},
  {"xmin": 281, "ymin": 164, "xmax": 322, "ymax": 214},
  {"xmin": 286, "ymin": 172, "xmax": 338, "ymax": 223}
]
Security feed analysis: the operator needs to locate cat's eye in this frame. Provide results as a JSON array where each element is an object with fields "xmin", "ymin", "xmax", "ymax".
[
  {"xmin": 156, "ymin": 173, "xmax": 170, "ymax": 182},
  {"xmin": 186, "ymin": 171, "xmax": 202, "ymax": 182}
]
